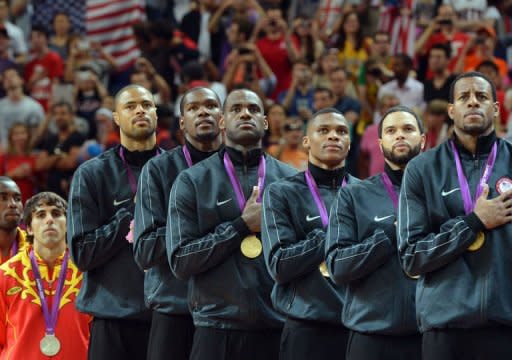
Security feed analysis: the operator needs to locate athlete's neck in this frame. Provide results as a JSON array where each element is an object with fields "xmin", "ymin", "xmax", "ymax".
[
  {"xmin": 454, "ymin": 126, "xmax": 494, "ymax": 155},
  {"xmin": 384, "ymin": 158, "xmax": 405, "ymax": 171},
  {"xmin": 309, "ymin": 156, "xmax": 345, "ymax": 170},
  {"xmin": 120, "ymin": 134, "xmax": 157, "ymax": 151},
  {"xmin": 0, "ymin": 228, "xmax": 17, "ymax": 257},
  {"xmin": 225, "ymin": 140, "xmax": 262, "ymax": 155},
  {"xmin": 33, "ymin": 241, "xmax": 66, "ymax": 269},
  {"xmin": 185, "ymin": 134, "xmax": 222, "ymax": 152}
]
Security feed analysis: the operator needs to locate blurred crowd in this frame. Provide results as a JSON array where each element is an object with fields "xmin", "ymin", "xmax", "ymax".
[{"xmin": 0, "ymin": 0, "xmax": 511, "ymax": 201}]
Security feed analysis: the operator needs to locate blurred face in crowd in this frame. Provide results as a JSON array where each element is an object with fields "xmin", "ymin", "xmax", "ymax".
[
  {"xmin": 330, "ymin": 69, "xmax": 347, "ymax": 98},
  {"xmin": 293, "ymin": 17, "xmax": 311, "ymax": 37},
  {"xmin": 30, "ymin": 30, "xmax": 48, "ymax": 52},
  {"xmin": 379, "ymin": 111, "xmax": 425, "ymax": 168},
  {"xmin": 392, "ymin": 57, "xmax": 410, "ymax": 82},
  {"xmin": 373, "ymin": 33, "xmax": 390, "ymax": 58},
  {"xmin": 130, "ymin": 72, "xmax": 152, "ymax": 92},
  {"xmin": 379, "ymin": 94, "xmax": 400, "ymax": 114},
  {"xmin": 0, "ymin": 180, "xmax": 22, "ymax": 231},
  {"xmin": 343, "ymin": 12, "xmax": 360, "ymax": 35},
  {"xmin": 221, "ymin": 89, "xmax": 268, "ymax": 148},
  {"xmin": 264, "ymin": 8, "xmax": 284, "ymax": 35},
  {"xmin": 293, "ymin": 62, "xmax": 312, "ymax": 86},
  {"xmin": 53, "ymin": 13, "xmax": 71, "ymax": 36},
  {"xmin": 476, "ymin": 64, "xmax": 500, "ymax": 90},
  {"xmin": 114, "ymin": 86, "xmax": 157, "ymax": 142},
  {"xmin": 448, "ymin": 76, "xmax": 497, "ymax": 137},
  {"xmin": 9, "ymin": 124, "xmax": 30, "ymax": 151},
  {"xmin": 226, "ymin": 23, "xmax": 240, "ymax": 45},
  {"xmin": 428, "ymin": 48, "xmax": 448, "ymax": 74},
  {"xmin": 53, "ymin": 104, "xmax": 74, "ymax": 131},
  {"xmin": 313, "ymin": 90, "xmax": 335, "ymax": 111},
  {"xmin": 320, "ymin": 51, "xmax": 340, "ymax": 74},
  {"xmin": 304, "ymin": 112, "xmax": 350, "ymax": 169},
  {"xmin": 2, "ymin": 69, "xmax": 23, "ymax": 92},
  {"xmin": 281, "ymin": 118, "xmax": 304, "ymax": 147},
  {"xmin": 180, "ymin": 88, "xmax": 222, "ymax": 145}
]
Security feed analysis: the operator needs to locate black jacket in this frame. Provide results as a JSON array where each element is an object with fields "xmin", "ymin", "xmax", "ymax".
[
  {"xmin": 398, "ymin": 132, "xmax": 512, "ymax": 331},
  {"xmin": 67, "ymin": 145, "xmax": 160, "ymax": 320},
  {"xmin": 262, "ymin": 163, "xmax": 357, "ymax": 324},
  {"xmin": 166, "ymin": 147, "xmax": 297, "ymax": 329},
  {"xmin": 326, "ymin": 164, "xmax": 418, "ymax": 335},
  {"xmin": 133, "ymin": 143, "xmax": 218, "ymax": 315}
]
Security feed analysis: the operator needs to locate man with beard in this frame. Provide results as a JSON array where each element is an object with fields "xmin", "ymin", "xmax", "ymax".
[
  {"xmin": 0, "ymin": 177, "xmax": 25, "ymax": 264},
  {"xmin": 398, "ymin": 72, "xmax": 512, "ymax": 359},
  {"xmin": 133, "ymin": 87, "xmax": 223, "ymax": 360},
  {"xmin": 326, "ymin": 106, "xmax": 425, "ymax": 360},
  {"xmin": 166, "ymin": 89, "xmax": 296, "ymax": 360},
  {"xmin": 36, "ymin": 101, "xmax": 85, "ymax": 197},
  {"xmin": 67, "ymin": 85, "xmax": 160, "ymax": 359},
  {"xmin": 262, "ymin": 108, "xmax": 357, "ymax": 359}
]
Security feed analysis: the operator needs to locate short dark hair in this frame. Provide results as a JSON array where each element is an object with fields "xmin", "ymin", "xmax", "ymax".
[
  {"xmin": 394, "ymin": 53, "xmax": 413, "ymax": 69},
  {"xmin": 51, "ymin": 101, "xmax": 74, "ymax": 114},
  {"xmin": 308, "ymin": 107, "xmax": 348, "ymax": 128},
  {"xmin": 476, "ymin": 60, "xmax": 499, "ymax": 74},
  {"xmin": 429, "ymin": 43, "xmax": 451, "ymax": 59},
  {"xmin": 23, "ymin": 192, "xmax": 67, "ymax": 243},
  {"xmin": 114, "ymin": 84, "xmax": 151, "ymax": 110},
  {"xmin": 232, "ymin": 17, "xmax": 253, "ymax": 41},
  {"xmin": 179, "ymin": 87, "xmax": 221, "ymax": 115},
  {"xmin": 223, "ymin": 88, "xmax": 262, "ymax": 113},
  {"xmin": 31, "ymin": 24, "xmax": 49, "ymax": 38},
  {"xmin": 448, "ymin": 71, "xmax": 496, "ymax": 103},
  {"xmin": 378, "ymin": 105, "xmax": 424, "ymax": 138},
  {"xmin": 314, "ymin": 87, "xmax": 334, "ymax": 98},
  {"xmin": 182, "ymin": 61, "xmax": 205, "ymax": 82}
]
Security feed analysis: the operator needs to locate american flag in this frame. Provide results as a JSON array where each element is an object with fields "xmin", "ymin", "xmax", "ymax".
[{"xmin": 86, "ymin": 0, "xmax": 145, "ymax": 71}]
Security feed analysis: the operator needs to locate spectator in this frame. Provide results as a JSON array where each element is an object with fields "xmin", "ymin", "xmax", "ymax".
[
  {"xmin": 455, "ymin": 26, "xmax": 508, "ymax": 79},
  {"xmin": 390, "ymin": 1, "xmax": 416, "ymax": 57},
  {"xmin": 49, "ymin": 12, "xmax": 73, "ymax": 61},
  {"xmin": 423, "ymin": 43, "xmax": 457, "ymax": 103},
  {"xmin": 313, "ymin": 87, "xmax": 336, "ymax": 111},
  {"xmin": 24, "ymin": 25, "xmax": 64, "ymax": 112},
  {"xmin": 0, "ymin": 26, "xmax": 14, "ymax": 94},
  {"xmin": 476, "ymin": 60, "xmax": 509, "ymax": 132},
  {"xmin": 34, "ymin": 101, "xmax": 86, "ymax": 197},
  {"xmin": 221, "ymin": 16, "xmax": 254, "ymax": 73},
  {"xmin": 278, "ymin": 60, "xmax": 315, "ymax": 120},
  {"xmin": 415, "ymin": 4, "xmax": 470, "ymax": 77},
  {"xmin": 265, "ymin": 103, "xmax": 286, "ymax": 147},
  {"xmin": 0, "ymin": 68, "xmax": 45, "ymax": 150},
  {"xmin": 315, "ymin": 0, "xmax": 345, "ymax": 40},
  {"xmin": 289, "ymin": 14, "xmax": 324, "ymax": 64},
  {"xmin": 357, "ymin": 93, "xmax": 400, "ymax": 179},
  {"xmin": 378, "ymin": 54, "xmax": 425, "ymax": 113},
  {"xmin": 330, "ymin": 11, "xmax": 371, "ymax": 82},
  {"xmin": 254, "ymin": 6, "xmax": 299, "ymax": 100},
  {"xmin": 130, "ymin": 57, "xmax": 171, "ymax": 105},
  {"xmin": 73, "ymin": 68, "xmax": 108, "ymax": 139},
  {"xmin": 330, "ymin": 67, "xmax": 361, "ymax": 125},
  {"xmin": 313, "ymin": 48, "xmax": 341, "ymax": 89},
  {"xmin": 0, "ymin": 123, "xmax": 42, "ymax": 203},
  {"xmin": 267, "ymin": 116, "xmax": 308, "ymax": 170},
  {"xmin": 222, "ymin": 43, "xmax": 275, "ymax": 100},
  {"xmin": 423, "ymin": 99, "xmax": 452, "ymax": 149},
  {"xmin": 0, "ymin": 0, "xmax": 27, "ymax": 65},
  {"xmin": 443, "ymin": 0, "xmax": 496, "ymax": 31}
]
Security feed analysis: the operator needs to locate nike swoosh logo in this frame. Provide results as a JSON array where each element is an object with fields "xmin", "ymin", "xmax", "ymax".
[
  {"xmin": 441, "ymin": 188, "xmax": 460, "ymax": 197},
  {"xmin": 113, "ymin": 198, "xmax": 131, "ymax": 206},
  {"xmin": 216, "ymin": 198, "xmax": 232, "ymax": 206},
  {"xmin": 306, "ymin": 215, "xmax": 321, "ymax": 222},
  {"xmin": 374, "ymin": 215, "xmax": 394, "ymax": 222}
]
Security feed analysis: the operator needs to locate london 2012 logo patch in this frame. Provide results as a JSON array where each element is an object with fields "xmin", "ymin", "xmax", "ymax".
[{"xmin": 496, "ymin": 177, "xmax": 512, "ymax": 194}]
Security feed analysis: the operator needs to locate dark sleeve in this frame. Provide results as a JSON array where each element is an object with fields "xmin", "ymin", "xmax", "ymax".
[
  {"xmin": 397, "ymin": 161, "xmax": 479, "ymax": 276},
  {"xmin": 262, "ymin": 183, "xmax": 326, "ymax": 284},
  {"xmin": 166, "ymin": 172, "xmax": 251, "ymax": 280},
  {"xmin": 325, "ymin": 187, "xmax": 395, "ymax": 285},
  {"xmin": 67, "ymin": 164, "xmax": 133, "ymax": 272},
  {"xmin": 62, "ymin": 132, "xmax": 86, "ymax": 151},
  {"xmin": 133, "ymin": 160, "xmax": 168, "ymax": 270}
]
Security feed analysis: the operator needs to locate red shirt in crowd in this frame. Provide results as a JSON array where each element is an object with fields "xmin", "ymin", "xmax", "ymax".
[{"xmin": 0, "ymin": 154, "xmax": 38, "ymax": 204}]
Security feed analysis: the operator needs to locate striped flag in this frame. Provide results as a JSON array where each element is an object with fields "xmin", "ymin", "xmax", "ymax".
[{"xmin": 86, "ymin": 0, "xmax": 146, "ymax": 71}]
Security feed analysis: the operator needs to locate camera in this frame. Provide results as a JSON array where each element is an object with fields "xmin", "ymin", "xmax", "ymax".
[{"xmin": 238, "ymin": 47, "xmax": 252, "ymax": 55}]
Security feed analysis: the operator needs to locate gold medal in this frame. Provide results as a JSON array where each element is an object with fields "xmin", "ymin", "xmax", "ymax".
[
  {"xmin": 240, "ymin": 235, "xmax": 262, "ymax": 258},
  {"xmin": 468, "ymin": 231, "xmax": 485, "ymax": 251},
  {"xmin": 319, "ymin": 261, "xmax": 330, "ymax": 278},
  {"xmin": 40, "ymin": 334, "xmax": 61, "ymax": 356}
]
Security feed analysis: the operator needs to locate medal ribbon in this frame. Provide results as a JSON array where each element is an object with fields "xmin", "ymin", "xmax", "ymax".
[
  {"xmin": 182, "ymin": 145, "xmax": 193, "ymax": 168},
  {"xmin": 305, "ymin": 169, "xmax": 347, "ymax": 228},
  {"xmin": 223, "ymin": 152, "xmax": 266, "ymax": 211},
  {"xmin": 30, "ymin": 250, "xmax": 69, "ymax": 335},
  {"xmin": 381, "ymin": 172, "xmax": 398, "ymax": 210},
  {"xmin": 450, "ymin": 141, "xmax": 497, "ymax": 214},
  {"xmin": 119, "ymin": 147, "xmax": 161, "ymax": 195}
]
